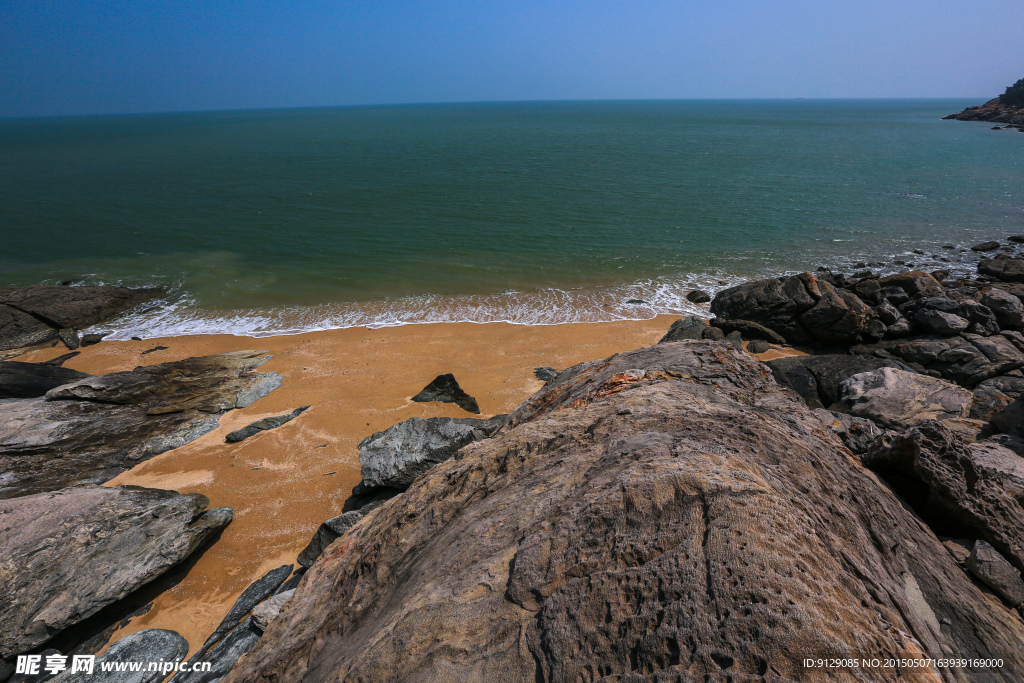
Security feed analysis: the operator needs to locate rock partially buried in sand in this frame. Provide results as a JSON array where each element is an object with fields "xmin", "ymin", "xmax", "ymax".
[
  {"xmin": 198, "ymin": 565, "xmax": 293, "ymax": 653},
  {"xmin": 50, "ymin": 629, "xmax": 189, "ymax": 683},
  {"xmin": 412, "ymin": 373, "xmax": 480, "ymax": 413},
  {"xmin": 0, "ymin": 486, "xmax": 231, "ymax": 659},
  {"xmin": 225, "ymin": 406, "xmax": 310, "ymax": 443},
  {"xmin": 533, "ymin": 366, "xmax": 559, "ymax": 382}
]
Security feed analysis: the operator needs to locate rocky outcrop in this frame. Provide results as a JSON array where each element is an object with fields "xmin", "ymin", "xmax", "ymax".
[
  {"xmin": 766, "ymin": 354, "xmax": 912, "ymax": 409},
  {"xmin": 0, "ymin": 286, "xmax": 163, "ymax": 352},
  {"xmin": 979, "ymin": 259, "xmax": 1024, "ymax": 283},
  {"xmin": 225, "ymin": 341, "xmax": 1024, "ymax": 682},
  {"xmin": 944, "ymin": 97, "xmax": 1024, "ymax": 126},
  {"xmin": 225, "ymin": 407, "xmax": 309, "ymax": 443},
  {"xmin": 0, "ymin": 362, "xmax": 90, "ymax": 399},
  {"xmin": 840, "ymin": 367, "xmax": 973, "ymax": 429},
  {"xmin": 852, "ymin": 334, "xmax": 1024, "ymax": 388},
  {"xmin": 297, "ymin": 500, "xmax": 388, "ymax": 568},
  {"xmin": 0, "ymin": 351, "xmax": 281, "ymax": 499},
  {"xmin": 0, "ymin": 485, "xmax": 231, "ymax": 659},
  {"xmin": 411, "ymin": 374, "xmax": 480, "ymax": 414},
  {"xmin": 356, "ymin": 414, "xmax": 507, "ymax": 492}
]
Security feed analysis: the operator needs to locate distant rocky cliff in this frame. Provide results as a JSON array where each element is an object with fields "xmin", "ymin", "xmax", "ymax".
[{"xmin": 944, "ymin": 79, "xmax": 1024, "ymax": 127}]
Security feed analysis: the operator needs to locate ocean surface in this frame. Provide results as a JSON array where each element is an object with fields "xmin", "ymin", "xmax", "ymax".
[{"xmin": 1, "ymin": 99, "xmax": 1021, "ymax": 338}]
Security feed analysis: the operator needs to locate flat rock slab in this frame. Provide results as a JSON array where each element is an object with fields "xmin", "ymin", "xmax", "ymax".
[
  {"xmin": 225, "ymin": 406, "xmax": 309, "ymax": 443},
  {"xmin": 411, "ymin": 374, "xmax": 480, "ymax": 413},
  {"xmin": 0, "ymin": 304, "xmax": 58, "ymax": 352},
  {"xmin": 0, "ymin": 351, "xmax": 282, "ymax": 499},
  {"xmin": 199, "ymin": 565, "xmax": 292, "ymax": 653},
  {"xmin": 226, "ymin": 341, "xmax": 1024, "ymax": 682},
  {"xmin": 840, "ymin": 367, "xmax": 973, "ymax": 429},
  {"xmin": 50, "ymin": 629, "xmax": 188, "ymax": 683},
  {"xmin": 0, "ymin": 286, "xmax": 163, "ymax": 332},
  {"xmin": 358, "ymin": 414, "xmax": 508, "ymax": 491},
  {"xmin": 968, "ymin": 540, "xmax": 1024, "ymax": 608},
  {"xmin": 0, "ymin": 486, "xmax": 231, "ymax": 659},
  {"xmin": 0, "ymin": 362, "xmax": 91, "ymax": 399}
]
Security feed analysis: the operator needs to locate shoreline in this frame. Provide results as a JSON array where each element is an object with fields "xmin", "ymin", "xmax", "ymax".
[{"xmin": 16, "ymin": 316, "xmax": 689, "ymax": 652}]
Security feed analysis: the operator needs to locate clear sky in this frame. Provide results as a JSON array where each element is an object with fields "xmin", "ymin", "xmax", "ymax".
[{"xmin": 2, "ymin": 0, "xmax": 1022, "ymax": 118}]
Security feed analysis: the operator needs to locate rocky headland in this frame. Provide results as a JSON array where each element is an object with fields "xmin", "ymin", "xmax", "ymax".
[
  {"xmin": 944, "ymin": 78, "xmax": 1024, "ymax": 129},
  {"xmin": 6, "ymin": 249, "xmax": 1024, "ymax": 680}
]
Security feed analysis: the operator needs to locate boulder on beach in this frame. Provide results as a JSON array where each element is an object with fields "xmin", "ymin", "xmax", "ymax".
[
  {"xmin": 412, "ymin": 373, "xmax": 481, "ymax": 413},
  {"xmin": 224, "ymin": 341, "xmax": 1024, "ymax": 682},
  {"xmin": 0, "ymin": 485, "xmax": 231, "ymax": 659},
  {"xmin": 658, "ymin": 315, "xmax": 706, "ymax": 342},
  {"xmin": 225, "ymin": 406, "xmax": 309, "ymax": 443},
  {"xmin": 980, "ymin": 259, "xmax": 1024, "ymax": 283}
]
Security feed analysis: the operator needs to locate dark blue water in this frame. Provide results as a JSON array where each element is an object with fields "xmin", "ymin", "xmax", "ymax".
[{"xmin": 1, "ymin": 100, "xmax": 1020, "ymax": 336}]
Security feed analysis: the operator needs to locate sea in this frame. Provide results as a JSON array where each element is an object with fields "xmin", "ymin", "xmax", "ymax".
[{"xmin": 1, "ymin": 99, "xmax": 1021, "ymax": 339}]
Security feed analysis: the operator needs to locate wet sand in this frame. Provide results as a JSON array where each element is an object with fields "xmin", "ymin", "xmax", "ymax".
[{"xmin": 19, "ymin": 316, "xmax": 695, "ymax": 653}]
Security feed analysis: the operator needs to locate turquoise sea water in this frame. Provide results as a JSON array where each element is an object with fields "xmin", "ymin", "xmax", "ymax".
[{"xmin": 1, "ymin": 100, "xmax": 1021, "ymax": 336}]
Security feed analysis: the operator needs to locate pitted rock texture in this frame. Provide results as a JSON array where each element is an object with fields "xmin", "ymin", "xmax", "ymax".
[
  {"xmin": 840, "ymin": 367, "xmax": 973, "ymax": 429},
  {"xmin": 0, "ymin": 351, "xmax": 281, "ymax": 499},
  {"xmin": 0, "ymin": 486, "xmax": 231, "ymax": 659},
  {"xmin": 224, "ymin": 341, "xmax": 1024, "ymax": 682}
]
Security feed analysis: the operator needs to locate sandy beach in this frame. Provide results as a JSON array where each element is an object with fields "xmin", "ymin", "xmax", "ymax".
[{"xmin": 17, "ymin": 316, "xmax": 687, "ymax": 652}]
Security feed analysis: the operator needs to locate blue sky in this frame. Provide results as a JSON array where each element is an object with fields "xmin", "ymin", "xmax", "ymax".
[{"xmin": 2, "ymin": 0, "xmax": 1022, "ymax": 117}]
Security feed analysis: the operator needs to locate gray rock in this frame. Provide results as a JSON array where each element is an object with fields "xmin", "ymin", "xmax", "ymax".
[
  {"xmin": 840, "ymin": 367, "xmax": 973, "ymax": 429},
  {"xmin": 766, "ymin": 354, "xmax": 913, "ymax": 409},
  {"xmin": 80, "ymin": 333, "xmax": 107, "ymax": 347},
  {"xmin": 0, "ymin": 286, "xmax": 164, "ymax": 332},
  {"xmin": 57, "ymin": 329, "xmax": 79, "ymax": 351},
  {"xmin": 855, "ymin": 334, "xmax": 1024, "ymax": 388},
  {"xmin": 971, "ymin": 382, "xmax": 1014, "ymax": 421},
  {"xmin": 42, "ymin": 352, "xmax": 79, "ymax": 367},
  {"xmin": 411, "ymin": 374, "xmax": 480, "ymax": 414},
  {"xmin": 813, "ymin": 408, "xmax": 888, "ymax": 454},
  {"xmin": 979, "ymin": 259, "xmax": 1024, "ymax": 283},
  {"xmin": 199, "ymin": 565, "xmax": 293, "ymax": 652},
  {"xmin": 0, "ymin": 486, "xmax": 231, "ymax": 659},
  {"xmin": 658, "ymin": 316, "xmax": 706, "ymax": 342},
  {"xmin": 724, "ymin": 329, "xmax": 743, "ymax": 351},
  {"xmin": 251, "ymin": 590, "xmax": 295, "ymax": 633},
  {"xmin": 51, "ymin": 629, "xmax": 188, "ymax": 683},
  {"xmin": 967, "ymin": 541, "xmax": 1024, "ymax": 608},
  {"xmin": 176, "ymin": 619, "xmax": 261, "ymax": 683},
  {"xmin": 358, "ymin": 414, "xmax": 507, "ymax": 491},
  {"xmin": 685, "ymin": 289, "xmax": 711, "ymax": 304},
  {"xmin": 0, "ymin": 362, "xmax": 90, "ymax": 399},
  {"xmin": 709, "ymin": 318, "xmax": 787, "ymax": 344},
  {"xmin": 876, "ymin": 271, "xmax": 944, "ymax": 297},
  {"xmin": 982, "ymin": 288, "xmax": 1024, "ymax": 329},
  {"xmin": 225, "ymin": 407, "xmax": 309, "ymax": 443},
  {"xmin": 913, "ymin": 309, "xmax": 969, "ymax": 335},
  {"xmin": 700, "ymin": 325, "xmax": 725, "ymax": 341},
  {"xmin": 976, "ymin": 374, "xmax": 1024, "ymax": 399},
  {"xmin": 297, "ymin": 500, "xmax": 388, "ymax": 568},
  {"xmin": 746, "ymin": 339, "xmax": 770, "ymax": 354},
  {"xmin": 886, "ymin": 318, "xmax": 913, "ymax": 338},
  {"xmin": 0, "ymin": 304, "xmax": 60, "ymax": 354},
  {"xmin": 972, "ymin": 241, "xmax": 1001, "ymax": 252},
  {"xmin": 532, "ymin": 367, "xmax": 559, "ymax": 382},
  {"xmin": 875, "ymin": 300, "xmax": 901, "ymax": 325},
  {"xmin": 0, "ymin": 351, "xmax": 282, "ymax": 499}
]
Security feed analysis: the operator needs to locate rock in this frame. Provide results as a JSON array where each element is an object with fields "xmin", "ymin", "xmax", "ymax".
[
  {"xmin": 971, "ymin": 382, "xmax": 1014, "ymax": 421},
  {"xmin": 0, "ymin": 351, "xmax": 282, "ymax": 499},
  {"xmin": 886, "ymin": 318, "xmax": 913, "ymax": 337},
  {"xmin": 878, "ymin": 285, "xmax": 911, "ymax": 306},
  {"xmin": 864, "ymin": 421, "xmax": 1024, "ymax": 575},
  {"xmin": 1008, "ymin": 235, "xmax": 1024, "ymax": 244},
  {"xmin": 0, "ymin": 286, "xmax": 163, "ymax": 332},
  {"xmin": 43, "ymin": 351, "xmax": 79, "ymax": 367},
  {"xmin": 913, "ymin": 309, "xmax": 969, "ymax": 335},
  {"xmin": 297, "ymin": 500, "xmax": 388, "ymax": 568},
  {"xmin": 746, "ymin": 339, "xmax": 770, "ymax": 354},
  {"xmin": 176, "ymin": 619, "xmax": 262, "ymax": 683},
  {"xmin": 944, "ymin": 96, "xmax": 1024, "ymax": 126},
  {"xmin": 839, "ymin": 367, "xmax": 972, "ymax": 429},
  {"xmin": 57, "ymin": 329, "xmax": 79, "ymax": 351},
  {"xmin": 0, "ymin": 362, "xmax": 90, "ymax": 399},
  {"xmin": 357, "ymin": 415, "xmax": 507, "ymax": 492},
  {"xmin": 968, "ymin": 440, "xmax": 1024, "ymax": 500},
  {"xmin": 812, "ymin": 408, "xmax": 887, "ymax": 454},
  {"xmin": 724, "ymin": 329, "xmax": 743, "ymax": 351},
  {"xmin": 139, "ymin": 346, "xmax": 167, "ymax": 355},
  {"xmin": 199, "ymin": 565, "xmax": 292, "ymax": 653},
  {"xmin": 225, "ymin": 341, "xmax": 1024, "ymax": 682},
  {"xmin": 708, "ymin": 318, "xmax": 787, "ymax": 344},
  {"xmin": 80, "ymin": 333, "xmax": 106, "ymax": 347},
  {"xmin": 685, "ymin": 289, "xmax": 711, "ymax": 303},
  {"xmin": 854, "ymin": 334, "xmax": 1024, "ymax": 388},
  {"xmin": 51, "ymin": 629, "xmax": 188, "ymax": 683},
  {"xmin": 251, "ymin": 590, "xmax": 295, "ymax": 633},
  {"xmin": 967, "ymin": 541, "xmax": 1024, "ymax": 608},
  {"xmin": 988, "ymin": 399, "xmax": 1024, "ymax": 436},
  {"xmin": 411, "ymin": 373, "xmax": 480, "ymax": 414},
  {"xmin": 875, "ymin": 300, "xmax": 901, "ymax": 325},
  {"xmin": 0, "ymin": 305, "xmax": 58, "ymax": 352},
  {"xmin": 975, "ymin": 374, "xmax": 1024, "ymax": 399},
  {"xmin": 533, "ymin": 367, "xmax": 559, "ymax": 382},
  {"xmin": 701, "ymin": 325, "xmax": 725, "ymax": 341},
  {"xmin": 658, "ymin": 316, "xmax": 706, "ymax": 342},
  {"xmin": 225, "ymin": 406, "xmax": 309, "ymax": 443},
  {"xmin": 624, "ymin": 299, "xmax": 648, "ymax": 305},
  {"xmin": 979, "ymin": 259, "xmax": 1024, "ymax": 283},
  {"xmin": 972, "ymin": 241, "xmax": 1001, "ymax": 252},
  {"xmin": 765, "ymin": 354, "xmax": 913, "ymax": 409},
  {"xmin": 982, "ymin": 288, "xmax": 1024, "ymax": 329},
  {"xmin": 876, "ymin": 270, "xmax": 944, "ymax": 297},
  {"xmin": 0, "ymin": 486, "xmax": 231, "ymax": 659}
]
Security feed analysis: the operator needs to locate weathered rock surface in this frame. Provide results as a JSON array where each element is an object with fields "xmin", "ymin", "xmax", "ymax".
[
  {"xmin": 199, "ymin": 565, "xmax": 293, "ymax": 653},
  {"xmin": 51, "ymin": 629, "xmax": 188, "ymax": 683},
  {"xmin": 532, "ymin": 367, "xmax": 559, "ymax": 382},
  {"xmin": 766, "ymin": 354, "xmax": 912, "ymax": 409},
  {"xmin": 709, "ymin": 318, "xmax": 787, "ymax": 344},
  {"xmin": 0, "ymin": 362, "xmax": 90, "ymax": 399},
  {"xmin": 0, "ymin": 486, "xmax": 231, "ymax": 659},
  {"xmin": 982, "ymin": 288, "xmax": 1024, "ymax": 329},
  {"xmin": 296, "ymin": 500, "xmax": 387, "ymax": 568},
  {"xmin": 979, "ymin": 259, "xmax": 1024, "ymax": 283},
  {"xmin": 865, "ymin": 421, "xmax": 1024, "ymax": 576},
  {"xmin": 225, "ymin": 407, "xmax": 309, "ymax": 443},
  {"xmin": 812, "ymin": 408, "xmax": 887, "ymax": 454},
  {"xmin": 840, "ymin": 367, "xmax": 973, "ymax": 429},
  {"xmin": 0, "ymin": 351, "xmax": 282, "ymax": 498},
  {"xmin": 0, "ymin": 286, "xmax": 163, "ymax": 352},
  {"xmin": 226, "ymin": 342, "xmax": 1024, "ymax": 682},
  {"xmin": 685, "ymin": 289, "xmax": 711, "ymax": 303},
  {"xmin": 658, "ymin": 316, "xmax": 706, "ymax": 342},
  {"xmin": 967, "ymin": 541, "xmax": 1024, "ymax": 609},
  {"xmin": 251, "ymin": 590, "xmax": 295, "ymax": 633},
  {"xmin": 411, "ymin": 373, "xmax": 480, "ymax": 413},
  {"xmin": 357, "ymin": 414, "xmax": 507, "ymax": 492},
  {"xmin": 177, "ymin": 619, "xmax": 262, "ymax": 683},
  {"xmin": 852, "ymin": 334, "xmax": 1024, "ymax": 387},
  {"xmin": 944, "ymin": 97, "xmax": 1024, "ymax": 126}
]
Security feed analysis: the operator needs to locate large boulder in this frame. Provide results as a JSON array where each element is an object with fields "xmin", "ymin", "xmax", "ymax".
[
  {"xmin": 0, "ymin": 486, "xmax": 231, "ymax": 659},
  {"xmin": 982, "ymin": 287, "xmax": 1024, "ymax": 329},
  {"xmin": 979, "ymin": 259, "xmax": 1024, "ymax": 283},
  {"xmin": 853, "ymin": 334, "xmax": 1024, "ymax": 387},
  {"xmin": 709, "ymin": 272, "xmax": 870, "ymax": 344},
  {"xmin": 0, "ymin": 351, "xmax": 281, "ymax": 499},
  {"xmin": 658, "ymin": 316, "xmax": 706, "ymax": 342},
  {"xmin": 51, "ymin": 629, "xmax": 189, "ymax": 683},
  {"xmin": 357, "ymin": 414, "xmax": 507, "ymax": 492},
  {"xmin": 967, "ymin": 541, "xmax": 1024, "ymax": 609},
  {"xmin": 225, "ymin": 342, "xmax": 1024, "ymax": 682},
  {"xmin": 0, "ymin": 361, "xmax": 90, "ymax": 399},
  {"xmin": 839, "ymin": 367, "xmax": 973, "ymax": 429},
  {"xmin": 0, "ymin": 305, "xmax": 58, "ymax": 353},
  {"xmin": 875, "ymin": 270, "xmax": 944, "ymax": 297},
  {"xmin": 766, "ymin": 354, "xmax": 913, "ymax": 409}
]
